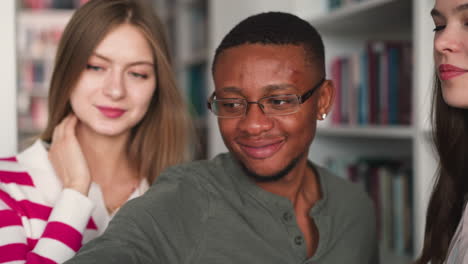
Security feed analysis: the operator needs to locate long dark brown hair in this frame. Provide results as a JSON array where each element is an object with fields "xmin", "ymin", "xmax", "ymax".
[
  {"xmin": 416, "ymin": 73, "xmax": 468, "ymax": 263},
  {"xmin": 40, "ymin": 0, "xmax": 194, "ymax": 183}
]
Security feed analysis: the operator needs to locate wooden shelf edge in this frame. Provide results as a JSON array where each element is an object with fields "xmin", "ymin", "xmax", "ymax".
[
  {"xmin": 316, "ymin": 125, "xmax": 415, "ymax": 139},
  {"xmin": 308, "ymin": 0, "xmax": 396, "ymax": 24},
  {"xmin": 307, "ymin": 0, "xmax": 411, "ymax": 34}
]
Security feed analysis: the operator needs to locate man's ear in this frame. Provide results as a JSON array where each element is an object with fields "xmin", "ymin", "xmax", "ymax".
[{"xmin": 316, "ymin": 79, "xmax": 335, "ymax": 120}]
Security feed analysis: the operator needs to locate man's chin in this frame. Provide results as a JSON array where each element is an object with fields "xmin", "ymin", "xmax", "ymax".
[
  {"xmin": 244, "ymin": 168, "xmax": 285, "ymax": 182},
  {"xmin": 239, "ymin": 156, "xmax": 301, "ymax": 183}
]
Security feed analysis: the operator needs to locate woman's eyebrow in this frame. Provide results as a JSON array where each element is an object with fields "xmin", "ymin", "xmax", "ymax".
[{"xmin": 431, "ymin": 3, "xmax": 468, "ymax": 18}]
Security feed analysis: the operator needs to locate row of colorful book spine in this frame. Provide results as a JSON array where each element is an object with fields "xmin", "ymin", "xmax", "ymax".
[
  {"xmin": 330, "ymin": 40, "xmax": 412, "ymax": 126},
  {"xmin": 21, "ymin": 0, "xmax": 88, "ymax": 9},
  {"xmin": 17, "ymin": 22, "xmax": 65, "ymax": 133},
  {"xmin": 326, "ymin": 157, "xmax": 413, "ymax": 256}
]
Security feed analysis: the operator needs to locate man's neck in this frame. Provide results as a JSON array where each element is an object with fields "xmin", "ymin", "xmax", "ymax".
[
  {"xmin": 255, "ymin": 160, "xmax": 321, "ymax": 210},
  {"xmin": 256, "ymin": 160, "xmax": 322, "ymax": 258}
]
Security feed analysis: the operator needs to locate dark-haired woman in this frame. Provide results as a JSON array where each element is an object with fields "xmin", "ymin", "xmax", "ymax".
[{"xmin": 417, "ymin": 0, "xmax": 468, "ymax": 263}]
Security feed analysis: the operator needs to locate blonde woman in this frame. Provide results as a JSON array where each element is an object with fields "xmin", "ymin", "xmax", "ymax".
[{"xmin": 0, "ymin": 0, "xmax": 193, "ymax": 263}]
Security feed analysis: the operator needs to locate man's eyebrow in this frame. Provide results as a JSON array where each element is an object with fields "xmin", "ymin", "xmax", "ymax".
[
  {"xmin": 217, "ymin": 84, "xmax": 297, "ymax": 96},
  {"xmin": 220, "ymin": 86, "xmax": 242, "ymax": 94},
  {"xmin": 455, "ymin": 3, "xmax": 468, "ymax": 13},
  {"xmin": 263, "ymin": 84, "xmax": 297, "ymax": 93}
]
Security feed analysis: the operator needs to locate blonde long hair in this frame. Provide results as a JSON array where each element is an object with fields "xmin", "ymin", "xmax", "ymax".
[{"xmin": 41, "ymin": 0, "xmax": 193, "ymax": 183}]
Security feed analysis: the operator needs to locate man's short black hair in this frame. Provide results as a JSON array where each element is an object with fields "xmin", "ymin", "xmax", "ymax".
[{"xmin": 212, "ymin": 11, "xmax": 325, "ymax": 73}]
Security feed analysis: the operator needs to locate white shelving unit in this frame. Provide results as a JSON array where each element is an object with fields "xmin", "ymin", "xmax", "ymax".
[
  {"xmin": 0, "ymin": 0, "xmax": 17, "ymax": 157},
  {"xmin": 317, "ymin": 125, "xmax": 415, "ymax": 139},
  {"xmin": 173, "ymin": 0, "xmax": 209, "ymax": 159},
  {"xmin": 307, "ymin": 0, "xmax": 437, "ymax": 263}
]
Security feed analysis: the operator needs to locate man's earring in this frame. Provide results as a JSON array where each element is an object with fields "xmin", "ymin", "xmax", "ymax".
[{"xmin": 321, "ymin": 113, "xmax": 327, "ymax": 120}]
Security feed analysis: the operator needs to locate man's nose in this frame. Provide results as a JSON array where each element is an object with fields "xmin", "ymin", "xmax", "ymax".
[{"xmin": 237, "ymin": 103, "xmax": 274, "ymax": 136}]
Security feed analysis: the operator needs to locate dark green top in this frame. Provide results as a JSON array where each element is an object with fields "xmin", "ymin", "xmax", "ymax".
[{"xmin": 65, "ymin": 153, "xmax": 378, "ymax": 264}]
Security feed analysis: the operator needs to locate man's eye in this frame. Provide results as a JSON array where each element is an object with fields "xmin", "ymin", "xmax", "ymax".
[
  {"xmin": 222, "ymin": 102, "xmax": 242, "ymax": 108},
  {"xmin": 267, "ymin": 97, "xmax": 295, "ymax": 105},
  {"xmin": 271, "ymin": 99, "xmax": 289, "ymax": 105}
]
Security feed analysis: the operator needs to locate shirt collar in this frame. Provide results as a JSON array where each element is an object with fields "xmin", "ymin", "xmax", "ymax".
[
  {"xmin": 220, "ymin": 153, "xmax": 331, "ymax": 260},
  {"xmin": 16, "ymin": 140, "xmax": 150, "ymax": 206},
  {"xmin": 16, "ymin": 140, "xmax": 62, "ymax": 204},
  {"xmin": 221, "ymin": 153, "xmax": 329, "ymax": 212}
]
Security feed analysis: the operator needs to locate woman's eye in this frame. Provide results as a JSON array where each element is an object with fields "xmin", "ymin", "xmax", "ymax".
[
  {"xmin": 86, "ymin": 64, "xmax": 103, "ymax": 71},
  {"xmin": 433, "ymin": 25, "xmax": 445, "ymax": 32},
  {"xmin": 130, "ymin": 72, "xmax": 149, "ymax": 79}
]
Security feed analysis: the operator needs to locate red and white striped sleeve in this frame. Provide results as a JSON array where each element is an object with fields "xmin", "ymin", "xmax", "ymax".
[{"xmin": 0, "ymin": 161, "xmax": 95, "ymax": 264}]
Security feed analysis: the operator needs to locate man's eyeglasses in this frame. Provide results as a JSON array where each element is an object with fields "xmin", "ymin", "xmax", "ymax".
[{"xmin": 207, "ymin": 77, "xmax": 325, "ymax": 118}]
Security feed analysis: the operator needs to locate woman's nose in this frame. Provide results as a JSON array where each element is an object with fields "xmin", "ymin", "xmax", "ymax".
[
  {"xmin": 434, "ymin": 25, "xmax": 462, "ymax": 55},
  {"xmin": 103, "ymin": 71, "xmax": 126, "ymax": 100}
]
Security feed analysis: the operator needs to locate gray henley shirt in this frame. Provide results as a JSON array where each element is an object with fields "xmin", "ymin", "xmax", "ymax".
[{"xmin": 65, "ymin": 153, "xmax": 378, "ymax": 264}]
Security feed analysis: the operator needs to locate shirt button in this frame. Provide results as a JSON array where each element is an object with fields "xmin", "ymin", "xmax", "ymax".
[
  {"xmin": 294, "ymin": 235, "xmax": 303, "ymax": 245},
  {"xmin": 283, "ymin": 212, "xmax": 293, "ymax": 222}
]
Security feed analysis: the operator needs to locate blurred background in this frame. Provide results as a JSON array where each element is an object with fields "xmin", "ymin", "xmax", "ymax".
[{"xmin": 0, "ymin": 0, "xmax": 437, "ymax": 263}]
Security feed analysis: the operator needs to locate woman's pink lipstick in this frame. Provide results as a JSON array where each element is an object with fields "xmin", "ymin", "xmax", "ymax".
[
  {"xmin": 97, "ymin": 106, "xmax": 126, "ymax": 118},
  {"xmin": 439, "ymin": 64, "xmax": 468, "ymax": 80}
]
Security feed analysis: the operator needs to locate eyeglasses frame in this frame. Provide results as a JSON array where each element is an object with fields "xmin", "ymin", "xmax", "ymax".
[{"xmin": 207, "ymin": 77, "xmax": 326, "ymax": 118}]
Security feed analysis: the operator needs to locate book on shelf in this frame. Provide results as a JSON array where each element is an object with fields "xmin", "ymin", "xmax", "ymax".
[
  {"xmin": 326, "ymin": 156, "xmax": 413, "ymax": 256},
  {"xmin": 186, "ymin": 63, "xmax": 207, "ymax": 118},
  {"xmin": 189, "ymin": 0, "xmax": 207, "ymax": 56},
  {"xmin": 349, "ymin": 53, "xmax": 360, "ymax": 125},
  {"xmin": 341, "ymin": 57, "xmax": 350, "ymax": 124},
  {"xmin": 330, "ymin": 57, "xmax": 342, "ymax": 124},
  {"xmin": 367, "ymin": 40, "xmax": 382, "ymax": 125},
  {"xmin": 359, "ymin": 48, "xmax": 369, "ymax": 124},
  {"xmin": 398, "ymin": 44, "xmax": 412, "ymax": 125},
  {"xmin": 18, "ymin": 20, "xmax": 67, "ymax": 138},
  {"xmin": 21, "ymin": 0, "xmax": 88, "ymax": 9},
  {"xmin": 327, "ymin": 0, "xmax": 368, "ymax": 11},
  {"xmin": 329, "ymin": 40, "xmax": 412, "ymax": 126}
]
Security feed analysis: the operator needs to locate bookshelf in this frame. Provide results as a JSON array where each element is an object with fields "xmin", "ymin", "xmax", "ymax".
[
  {"xmin": 17, "ymin": 8, "xmax": 73, "ymax": 149},
  {"xmin": 173, "ymin": 0, "xmax": 209, "ymax": 159},
  {"xmin": 207, "ymin": 0, "xmax": 436, "ymax": 263},
  {"xmin": 16, "ymin": 0, "xmax": 211, "ymax": 158},
  {"xmin": 310, "ymin": 0, "xmax": 411, "ymax": 33},
  {"xmin": 0, "ymin": 1, "xmax": 17, "ymax": 157},
  {"xmin": 316, "ymin": 125, "xmax": 415, "ymax": 139},
  {"xmin": 307, "ymin": 0, "xmax": 436, "ymax": 263}
]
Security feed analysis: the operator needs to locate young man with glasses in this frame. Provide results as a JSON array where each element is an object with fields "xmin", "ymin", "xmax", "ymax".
[{"xmin": 65, "ymin": 12, "xmax": 378, "ymax": 264}]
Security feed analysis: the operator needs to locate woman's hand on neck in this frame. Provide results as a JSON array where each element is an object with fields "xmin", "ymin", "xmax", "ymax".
[{"xmin": 48, "ymin": 114, "xmax": 92, "ymax": 195}]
